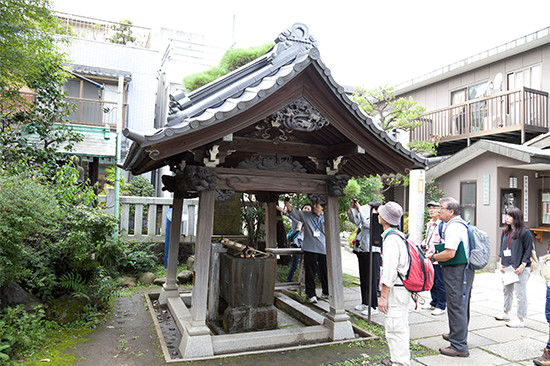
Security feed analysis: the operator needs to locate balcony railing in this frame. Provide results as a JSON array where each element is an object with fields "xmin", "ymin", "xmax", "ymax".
[
  {"xmin": 19, "ymin": 91, "xmax": 127, "ymax": 129},
  {"xmin": 411, "ymin": 87, "xmax": 549, "ymax": 146},
  {"xmin": 56, "ymin": 12, "xmax": 152, "ymax": 49},
  {"xmin": 65, "ymin": 97, "xmax": 127, "ymax": 129}
]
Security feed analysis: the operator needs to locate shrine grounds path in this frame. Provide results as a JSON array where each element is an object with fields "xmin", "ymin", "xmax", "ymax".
[{"xmin": 70, "ymin": 243, "xmax": 550, "ymax": 365}]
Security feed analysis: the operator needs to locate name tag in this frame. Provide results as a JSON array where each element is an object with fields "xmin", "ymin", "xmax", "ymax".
[
  {"xmin": 503, "ymin": 249, "xmax": 512, "ymax": 257},
  {"xmin": 313, "ymin": 230, "xmax": 321, "ymax": 237}
]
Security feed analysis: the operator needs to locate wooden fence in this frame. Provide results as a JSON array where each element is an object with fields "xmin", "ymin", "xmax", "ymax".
[{"xmin": 99, "ymin": 188, "xmax": 198, "ymax": 242}]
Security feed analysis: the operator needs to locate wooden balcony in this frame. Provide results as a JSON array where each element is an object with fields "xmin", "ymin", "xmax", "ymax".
[
  {"xmin": 20, "ymin": 91, "xmax": 127, "ymax": 130},
  {"xmin": 411, "ymin": 87, "xmax": 549, "ymax": 155}
]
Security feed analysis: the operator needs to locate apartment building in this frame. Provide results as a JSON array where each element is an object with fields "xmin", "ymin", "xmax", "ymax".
[{"xmin": 395, "ymin": 26, "xmax": 550, "ymax": 268}]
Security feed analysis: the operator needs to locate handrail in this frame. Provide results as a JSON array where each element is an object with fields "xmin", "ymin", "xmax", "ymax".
[{"xmin": 411, "ymin": 87, "xmax": 549, "ymax": 145}]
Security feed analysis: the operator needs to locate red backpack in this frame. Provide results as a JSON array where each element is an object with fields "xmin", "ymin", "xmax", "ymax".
[{"xmin": 387, "ymin": 230, "xmax": 434, "ymax": 293}]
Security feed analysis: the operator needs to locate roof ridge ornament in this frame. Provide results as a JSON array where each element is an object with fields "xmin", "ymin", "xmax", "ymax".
[{"xmin": 271, "ymin": 23, "xmax": 318, "ymax": 65}]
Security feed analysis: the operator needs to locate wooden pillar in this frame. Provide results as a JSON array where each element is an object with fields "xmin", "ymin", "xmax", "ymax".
[
  {"xmin": 265, "ymin": 195, "xmax": 277, "ymax": 248},
  {"xmin": 179, "ymin": 188, "xmax": 214, "ymax": 358},
  {"xmin": 324, "ymin": 195, "xmax": 354, "ymax": 340},
  {"xmin": 159, "ymin": 195, "xmax": 183, "ymax": 304},
  {"xmin": 190, "ymin": 188, "xmax": 214, "ymax": 328}
]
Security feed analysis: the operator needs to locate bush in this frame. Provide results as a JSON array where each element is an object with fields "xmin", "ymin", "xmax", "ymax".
[
  {"xmin": 0, "ymin": 165, "xmax": 118, "ymax": 305},
  {"xmin": 0, "ymin": 305, "xmax": 59, "ymax": 362},
  {"xmin": 97, "ymin": 240, "xmax": 157, "ymax": 276}
]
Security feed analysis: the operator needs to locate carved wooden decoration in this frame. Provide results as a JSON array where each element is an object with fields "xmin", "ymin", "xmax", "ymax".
[
  {"xmin": 237, "ymin": 153, "xmax": 307, "ymax": 173},
  {"xmin": 161, "ymin": 165, "xmax": 216, "ymax": 198},
  {"xmin": 308, "ymin": 193, "xmax": 327, "ymax": 205},
  {"xmin": 327, "ymin": 175, "xmax": 349, "ymax": 197},
  {"xmin": 276, "ymin": 97, "xmax": 329, "ymax": 132},
  {"xmin": 326, "ymin": 155, "xmax": 344, "ymax": 175},
  {"xmin": 215, "ymin": 189, "xmax": 235, "ymax": 201}
]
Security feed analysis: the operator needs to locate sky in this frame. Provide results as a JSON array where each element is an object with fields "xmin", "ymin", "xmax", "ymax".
[{"xmin": 52, "ymin": 0, "xmax": 550, "ymax": 89}]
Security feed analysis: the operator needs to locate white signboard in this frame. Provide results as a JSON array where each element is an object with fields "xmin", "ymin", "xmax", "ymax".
[{"xmin": 523, "ymin": 175, "xmax": 529, "ymax": 222}]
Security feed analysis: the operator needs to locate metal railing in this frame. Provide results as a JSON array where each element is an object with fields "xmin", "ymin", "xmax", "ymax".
[
  {"xmin": 411, "ymin": 87, "xmax": 549, "ymax": 145},
  {"xmin": 56, "ymin": 12, "xmax": 152, "ymax": 48},
  {"xmin": 19, "ymin": 91, "xmax": 127, "ymax": 129},
  {"xmin": 99, "ymin": 189, "xmax": 199, "ymax": 242},
  {"xmin": 65, "ymin": 97, "xmax": 127, "ymax": 129}
]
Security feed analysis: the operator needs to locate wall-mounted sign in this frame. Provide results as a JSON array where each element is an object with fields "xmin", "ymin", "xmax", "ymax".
[
  {"xmin": 523, "ymin": 175, "xmax": 529, "ymax": 222},
  {"xmin": 483, "ymin": 174, "xmax": 490, "ymax": 205}
]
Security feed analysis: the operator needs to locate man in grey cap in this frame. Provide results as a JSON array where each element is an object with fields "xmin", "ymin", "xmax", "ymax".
[{"xmin": 377, "ymin": 201, "xmax": 411, "ymax": 366}]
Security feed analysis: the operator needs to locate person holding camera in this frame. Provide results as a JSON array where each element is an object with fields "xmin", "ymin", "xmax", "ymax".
[
  {"xmin": 283, "ymin": 197, "xmax": 328, "ymax": 304},
  {"xmin": 276, "ymin": 203, "xmax": 312, "ymax": 282},
  {"xmin": 347, "ymin": 199, "xmax": 381, "ymax": 315}
]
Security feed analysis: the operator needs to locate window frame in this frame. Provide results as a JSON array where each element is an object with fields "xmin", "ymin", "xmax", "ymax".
[{"xmin": 460, "ymin": 181, "xmax": 477, "ymax": 225}]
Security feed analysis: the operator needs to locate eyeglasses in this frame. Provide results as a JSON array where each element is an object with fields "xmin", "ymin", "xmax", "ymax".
[{"xmin": 438, "ymin": 206, "xmax": 448, "ymax": 211}]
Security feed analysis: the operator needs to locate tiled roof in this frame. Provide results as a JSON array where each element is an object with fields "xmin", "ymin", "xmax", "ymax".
[{"xmin": 122, "ymin": 23, "xmax": 426, "ymax": 174}]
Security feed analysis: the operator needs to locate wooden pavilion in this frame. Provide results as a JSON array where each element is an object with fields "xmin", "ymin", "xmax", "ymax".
[{"xmin": 122, "ymin": 23, "xmax": 426, "ymax": 360}]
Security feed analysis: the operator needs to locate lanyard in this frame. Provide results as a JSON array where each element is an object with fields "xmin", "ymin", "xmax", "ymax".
[
  {"xmin": 382, "ymin": 228, "xmax": 396, "ymax": 240},
  {"xmin": 506, "ymin": 233, "xmax": 513, "ymax": 250},
  {"xmin": 426, "ymin": 221, "xmax": 437, "ymax": 245},
  {"xmin": 313, "ymin": 215, "xmax": 324, "ymax": 231}
]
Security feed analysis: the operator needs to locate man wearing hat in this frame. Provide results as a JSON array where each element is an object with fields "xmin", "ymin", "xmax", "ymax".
[
  {"xmin": 421, "ymin": 201, "xmax": 447, "ymax": 316},
  {"xmin": 377, "ymin": 201, "xmax": 411, "ymax": 366}
]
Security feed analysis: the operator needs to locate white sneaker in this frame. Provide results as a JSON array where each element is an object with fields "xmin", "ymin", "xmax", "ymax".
[
  {"xmin": 355, "ymin": 304, "xmax": 368, "ymax": 311},
  {"xmin": 361, "ymin": 308, "xmax": 379, "ymax": 315},
  {"xmin": 308, "ymin": 296, "xmax": 318, "ymax": 304},
  {"xmin": 421, "ymin": 303, "xmax": 435, "ymax": 310},
  {"xmin": 319, "ymin": 293, "xmax": 329, "ymax": 301},
  {"xmin": 494, "ymin": 311, "xmax": 510, "ymax": 321},
  {"xmin": 506, "ymin": 317, "xmax": 525, "ymax": 328},
  {"xmin": 431, "ymin": 308, "xmax": 445, "ymax": 316}
]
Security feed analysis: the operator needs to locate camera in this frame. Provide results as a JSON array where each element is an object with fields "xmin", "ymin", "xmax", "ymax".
[
  {"xmin": 352, "ymin": 198, "xmax": 358, "ymax": 203},
  {"xmin": 284, "ymin": 194, "xmax": 291, "ymax": 202}
]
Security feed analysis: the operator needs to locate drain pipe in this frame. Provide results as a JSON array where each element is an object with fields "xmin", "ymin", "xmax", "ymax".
[{"xmin": 114, "ymin": 76, "xmax": 124, "ymax": 237}]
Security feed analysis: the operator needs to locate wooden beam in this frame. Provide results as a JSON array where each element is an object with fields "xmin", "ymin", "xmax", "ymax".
[{"xmin": 214, "ymin": 167, "xmax": 326, "ymax": 193}]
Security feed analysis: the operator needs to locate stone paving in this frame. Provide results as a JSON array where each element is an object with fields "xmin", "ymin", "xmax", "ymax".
[{"xmin": 340, "ymin": 243, "xmax": 549, "ymax": 365}]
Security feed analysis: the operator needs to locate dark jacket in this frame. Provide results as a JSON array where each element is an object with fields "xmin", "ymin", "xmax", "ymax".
[{"xmin": 499, "ymin": 227, "xmax": 533, "ymax": 269}]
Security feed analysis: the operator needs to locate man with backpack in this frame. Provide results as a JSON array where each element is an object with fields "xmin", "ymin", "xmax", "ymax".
[
  {"xmin": 377, "ymin": 201, "xmax": 411, "ymax": 366},
  {"xmin": 428, "ymin": 197, "xmax": 474, "ymax": 357}
]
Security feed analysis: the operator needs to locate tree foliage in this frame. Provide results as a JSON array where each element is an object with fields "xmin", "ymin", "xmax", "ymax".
[
  {"xmin": 183, "ymin": 43, "xmax": 274, "ymax": 92},
  {"xmin": 352, "ymin": 85, "xmax": 435, "ymax": 156},
  {"xmin": 108, "ymin": 19, "xmax": 136, "ymax": 45},
  {"xmin": 0, "ymin": 0, "xmax": 81, "ymax": 175}
]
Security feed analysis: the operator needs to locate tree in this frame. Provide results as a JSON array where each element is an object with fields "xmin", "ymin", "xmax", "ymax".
[
  {"xmin": 352, "ymin": 85, "xmax": 434, "ymax": 156},
  {"xmin": 0, "ymin": 0, "xmax": 81, "ymax": 175},
  {"xmin": 183, "ymin": 43, "xmax": 274, "ymax": 92},
  {"xmin": 109, "ymin": 19, "xmax": 136, "ymax": 45}
]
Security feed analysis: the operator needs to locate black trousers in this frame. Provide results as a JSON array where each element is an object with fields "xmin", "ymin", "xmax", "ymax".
[
  {"xmin": 303, "ymin": 251, "xmax": 328, "ymax": 298},
  {"xmin": 356, "ymin": 251, "xmax": 381, "ymax": 308}
]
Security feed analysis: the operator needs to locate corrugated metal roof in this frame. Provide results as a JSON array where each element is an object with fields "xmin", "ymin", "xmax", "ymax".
[
  {"xmin": 68, "ymin": 64, "xmax": 132, "ymax": 82},
  {"xmin": 25, "ymin": 124, "xmax": 116, "ymax": 158}
]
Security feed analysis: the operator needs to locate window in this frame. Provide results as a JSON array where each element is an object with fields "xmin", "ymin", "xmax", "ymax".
[
  {"xmin": 63, "ymin": 77, "xmax": 121, "ymax": 126},
  {"xmin": 461, "ymin": 182, "xmax": 476, "ymax": 225},
  {"xmin": 450, "ymin": 81, "xmax": 489, "ymax": 134},
  {"xmin": 506, "ymin": 65, "xmax": 542, "ymax": 124},
  {"xmin": 507, "ymin": 65, "xmax": 541, "ymax": 90}
]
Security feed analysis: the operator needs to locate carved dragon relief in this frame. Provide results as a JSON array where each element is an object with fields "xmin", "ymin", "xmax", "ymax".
[
  {"xmin": 236, "ymin": 153, "xmax": 307, "ymax": 173},
  {"xmin": 245, "ymin": 97, "xmax": 330, "ymax": 144}
]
